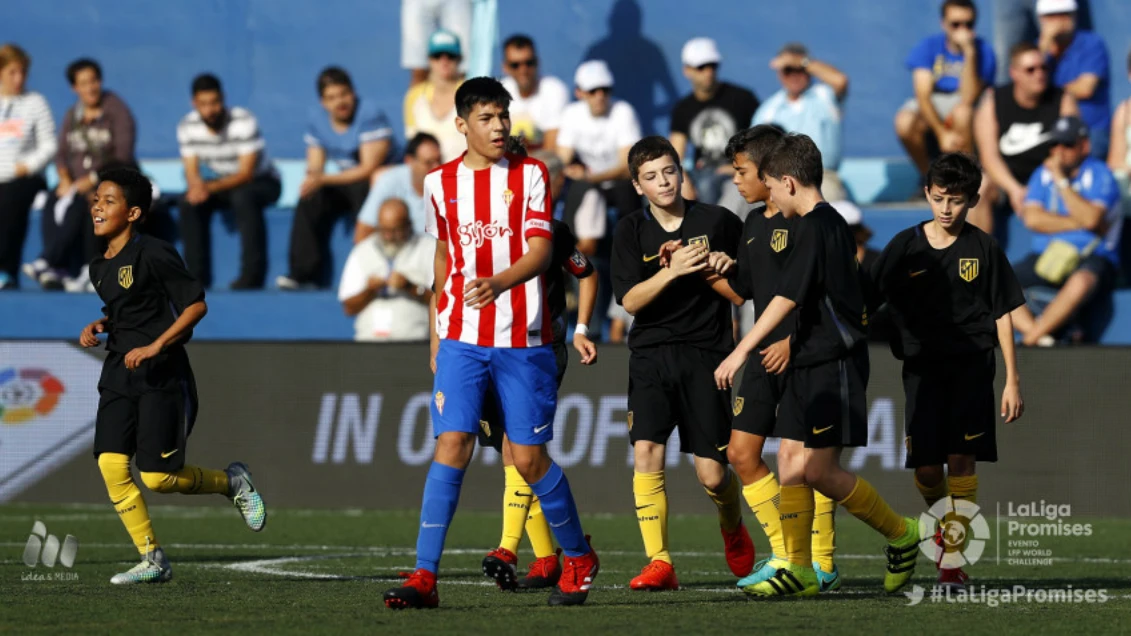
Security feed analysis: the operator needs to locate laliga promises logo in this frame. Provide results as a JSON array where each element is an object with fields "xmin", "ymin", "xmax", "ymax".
[
  {"xmin": 918, "ymin": 498, "xmax": 990, "ymax": 568},
  {"xmin": 458, "ymin": 221, "xmax": 514, "ymax": 248},
  {"xmin": 0, "ymin": 368, "xmax": 65, "ymax": 424}
]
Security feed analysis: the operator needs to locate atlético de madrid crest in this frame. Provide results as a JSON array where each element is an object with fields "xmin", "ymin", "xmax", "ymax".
[{"xmin": 118, "ymin": 265, "xmax": 133, "ymax": 289}]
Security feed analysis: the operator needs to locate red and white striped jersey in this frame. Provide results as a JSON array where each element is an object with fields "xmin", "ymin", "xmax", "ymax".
[{"xmin": 424, "ymin": 152, "xmax": 555, "ymax": 348}]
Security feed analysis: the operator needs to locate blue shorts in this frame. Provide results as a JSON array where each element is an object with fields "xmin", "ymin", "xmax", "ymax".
[{"xmin": 431, "ymin": 340, "xmax": 558, "ymax": 445}]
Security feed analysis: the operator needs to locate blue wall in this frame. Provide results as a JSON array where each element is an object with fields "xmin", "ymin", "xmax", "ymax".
[{"xmin": 9, "ymin": 0, "xmax": 1131, "ymax": 159}]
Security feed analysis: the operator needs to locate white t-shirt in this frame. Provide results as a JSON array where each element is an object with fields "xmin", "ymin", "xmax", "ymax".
[
  {"xmin": 557, "ymin": 99, "xmax": 642, "ymax": 176},
  {"xmin": 337, "ymin": 233, "xmax": 436, "ymax": 342},
  {"xmin": 501, "ymin": 75, "xmax": 569, "ymax": 150}
]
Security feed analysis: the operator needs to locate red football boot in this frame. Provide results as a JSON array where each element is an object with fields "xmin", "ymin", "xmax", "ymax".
[{"xmin": 384, "ymin": 568, "xmax": 439, "ymax": 610}]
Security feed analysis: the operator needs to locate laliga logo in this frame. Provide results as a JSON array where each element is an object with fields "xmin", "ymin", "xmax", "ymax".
[
  {"xmin": 0, "ymin": 368, "xmax": 65, "ymax": 425},
  {"xmin": 458, "ymin": 221, "xmax": 514, "ymax": 248},
  {"xmin": 918, "ymin": 497, "xmax": 990, "ymax": 569}
]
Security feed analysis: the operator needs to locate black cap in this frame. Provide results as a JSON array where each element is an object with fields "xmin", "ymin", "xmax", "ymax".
[{"xmin": 1049, "ymin": 115, "xmax": 1089, "ymax": 145}]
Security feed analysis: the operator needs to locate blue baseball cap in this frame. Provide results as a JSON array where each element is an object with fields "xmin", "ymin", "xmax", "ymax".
[
  {"xmin": 428, "ymin": 30, "xmax": 462, "ymax": 58},
  {"xmin": 1050, "ymin": 115, "xmax": 1089, "ymax": 145}
]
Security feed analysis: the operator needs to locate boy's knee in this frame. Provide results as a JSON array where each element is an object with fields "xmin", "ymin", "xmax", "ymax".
[
  {"xmin": 140, "ymin": 471, "xmax": 175, "ymax": 493},
  {"xmin": 97, "ymin": 452, "xmax": 131, "ymax": 479},
  {"xmin": 915, "ymin": 465, "xmax": 946, "ymax": 487}
]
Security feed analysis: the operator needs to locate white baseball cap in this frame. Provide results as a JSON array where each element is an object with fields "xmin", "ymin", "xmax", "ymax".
[
  {"xmin": 574, "ymin": 60, "xmax": 614, "ymax": 92},
  {"xmin": 1036, "ymin": 0, "xmax": 1078, "ymax": 15},
  {"xmin": 682, "ymin": 37, "xmax": 722, "ymax": 68},
  {"xmin": 831, "ymin": 200, "xmax": 863, "ymax": 226}
]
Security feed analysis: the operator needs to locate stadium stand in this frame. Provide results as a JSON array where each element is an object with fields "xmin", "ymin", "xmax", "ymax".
[{"xmin": 3, "ymin": 0, "xmax": 1131, "ymax": 341}]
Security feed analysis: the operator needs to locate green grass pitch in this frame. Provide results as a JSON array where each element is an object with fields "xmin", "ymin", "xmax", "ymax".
[{"xmin": 2, "ymin": 503, "xmax": 1129, "ymax": 634}]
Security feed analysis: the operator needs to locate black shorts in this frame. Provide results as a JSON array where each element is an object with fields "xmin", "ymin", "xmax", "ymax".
[
  {"xmin": 732, "ymin": 368, "xmax": 789, "ymax": 438},
  {"xmin": 777, "ymin": 346, "xmax": 869, "ymax": 448},
  {"xmin": 478, "ymin": 341, "xmax": 569, "ymax": 450},
  {"xmin": 903, "ymin": 350, "xmax": 997, "ymax": 468},
  {"xmin": 627, "ymin": 344, "xmax": 732, "ymax": 463},
  {"xmin": 92, "ymin": 348, "xmax": 198, "ymax": 473}
]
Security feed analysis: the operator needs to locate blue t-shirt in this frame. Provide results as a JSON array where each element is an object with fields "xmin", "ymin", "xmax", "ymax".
[
  {"xmin": 1025, "ymin": 156, "xmax": 1123, "ymax": 265},
  {"xmin": 752, "ymin": 82, "xmax": 842, "ymax": 170},
  {"xmin": 906, "ymin": 33, "xmax": 996, "ymax": 94},
  {"xmin": 303, "ymin": 99, "xmax": 393, "ymax": 171},
  {"xmin": 355, "ymin": 164, "xmax": 426, "ymax": 232},
  {"xmin": 1049, "ymin": 30, "xmax": 1111, "ymax": 132}
]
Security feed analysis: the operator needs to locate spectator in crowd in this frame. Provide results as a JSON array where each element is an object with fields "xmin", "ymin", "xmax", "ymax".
[
  {"xmin": 0, "ymin": 43, "xmax": 55, "ymax": 290},
  {"xmin": 401, "ymin": 0, "xmax": 471, "ymax": 87},
  {"xmin": 895, "ymin": 0, "xmax": 995, "ymax": 184},
  {"xmin": 670, "ymin": 37, "xmax": 759, "ymax": 205},
  {"xmin": 993, "ymin": 0, "xmax": 1093, "ymax": 83},
  {"xmin": 500, "ymin": 34, "xmax": 568, "ymax": 152},
  {"xmin": 1037, "ymin": 0, "xmax": 1110, "ymax": 158},
  {"xmin": 752, "ymin": 43, "xmax": 850, "ymax": 201},
  {"xmin": 338, "ymin": 198, "xmax": 435, "ymax": 341},
  {"xmin": 23, "ymin": 58, "xmax": 135, "ymax": 290},
  {"xmin": 279, "ymin": 67, "xmax": 393, "ymax": 290},
  {"xmin": 404, "ymin": 30, "xmax": 466, "ymax": 162},
  {"xmin": 1108, "ymin": 47, "xmax": 1131, "ymax": 198},
  {"xmin": 176, "ymin": 74, "xmax": 280, "ymax": 289},
  {"xmin": 557, "ymin": 60, "xmax": 642, "ymax": 221},
  {"xmin": 973, "ymin": 42, "xmax": 1077, "ymax": 233},
  {"xmin": 557, "ymin": 60, "xmax": 639, "ymax": 337},
  {"xmin": 1011, "ymin": 116, "xmax": 1122, "ymax": 344},
  {"xmin": 355, "ymin": 132, "xmax": 442, "ymax": 244}
]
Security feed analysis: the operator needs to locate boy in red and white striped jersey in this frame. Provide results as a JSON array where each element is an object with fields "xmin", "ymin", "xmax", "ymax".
[{"xmin": 384, "ymin": 77, "xmax": 599, "ymax": 611}]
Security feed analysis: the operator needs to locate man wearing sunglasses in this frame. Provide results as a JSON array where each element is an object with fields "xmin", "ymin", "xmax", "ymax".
[
  {"xmin": 669, "ymin": 37, "xmax": 759, "ymax": 207},
  {"xmin": 972, "ymin": 42, "xmax": 1078, "ymax": 233},
  {"xmin": 404, "ymin": 29, "xmax": 466, "ymax": 162},
  {"xmin": 751, "ymin": 43, "xmax": 850, "ymax": 202},
  {"xmin": 1010, "ymin": 115, "xmax": 1122, "ymax": 345},
  {"xmin": 500, "ymin": 35, "xmax": 568, "ymax": 153},
  {"xmin": 896, "ymin": 0, "xmax": 996, "ymax": 185}
]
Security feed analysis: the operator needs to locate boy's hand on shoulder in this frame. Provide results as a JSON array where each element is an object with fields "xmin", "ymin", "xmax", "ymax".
[{"xmin": 79, "ymin": 318, "xmax": 107, "ymax": 348}]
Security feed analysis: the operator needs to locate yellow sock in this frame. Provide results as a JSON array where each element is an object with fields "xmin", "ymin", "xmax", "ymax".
[
  {"xmin": 704, "ymin": 470, "xmax": 743, "ymax": 532},
  {"xmin": 811, "ymin": 490, "xmax": 837, "ymax": 573},
  {"xmin": 915, "ymin": 475, "xmax": 949, "ymax": 508},
  {"xmin": 742, "ymin": 473, "xmax": 786, "ymax": 558},
  {"xmin": 98, "ymin": 453, "xmax": 158, "ymax": 554},
  {"xmin": 633, "ymin": 470, "xmax": 671, "ymax": 564},
  {"xmin": 947, "ymin": 475, "xmax": 978, "ymax": 504},
  {"xmin": 498, "ymin": 465, "xmax": 530, "ymax": 554},
  {"xmin": 525, "ymin": 496, "xmax": 556, "ymax": 558},
  {"xmin": 140, "ymin": 466, "xmax": 229, "ymax": 495},
  {"xmin": 778, "ymin": 484, "xmax": 815, "ymax": 567},
  {"xmin": 838, "ymin": 477, "xmax": 907, "ymax": 542}
]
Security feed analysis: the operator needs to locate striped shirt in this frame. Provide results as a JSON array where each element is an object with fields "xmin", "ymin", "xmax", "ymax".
[
  {"xmin": 0, "ymin": 91, "xmax": 57, "ymax": 182},
  {"xmin": 424, "ymin": 153, "xmax": 554, "ymax": 348},
  {"xmin": 176, "ymin": 107, "xmax": 273, "ymax": 178}
]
